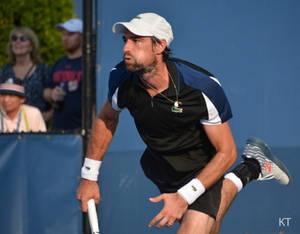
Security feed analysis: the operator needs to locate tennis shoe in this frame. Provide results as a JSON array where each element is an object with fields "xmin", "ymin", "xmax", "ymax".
[{"xmin": 242, "ymin": 136, "xmax": 291, "ymax": 185}]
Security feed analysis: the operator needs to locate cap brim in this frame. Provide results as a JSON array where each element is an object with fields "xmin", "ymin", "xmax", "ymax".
[
  {"xmin": 56, "ymin": 24, "xmax": 64, "ymax": 30},
  {"xmin": 0, "ymin": 89, "xmax": 25, "ymax": 97},
  {"xmin": 56, "ymin": 24, "xmax": 82, "ymax": 33},
  {"xmin": 112, "ymin": 22, "xmax": 153, "ymax": 37}
]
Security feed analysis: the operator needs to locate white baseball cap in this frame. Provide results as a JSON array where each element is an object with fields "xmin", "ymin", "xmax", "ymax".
[
  {"xmin": 56, "ymin": 18, "xmax": 83, "ymax": 34},
  {"xmin": 112, "ymin": 13, "xmax": 173, "ymax": 46}
]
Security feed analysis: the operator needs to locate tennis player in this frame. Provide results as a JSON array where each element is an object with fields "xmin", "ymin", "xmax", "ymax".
[{"xmin": 77, "ymin": 13, "xmax": 291, "ymax": 234}]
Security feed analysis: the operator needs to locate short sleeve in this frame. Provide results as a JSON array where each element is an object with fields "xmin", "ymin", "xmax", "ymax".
[{"xmin": 107, "ymin": 63, "xmax": 131, "ymax": 111}]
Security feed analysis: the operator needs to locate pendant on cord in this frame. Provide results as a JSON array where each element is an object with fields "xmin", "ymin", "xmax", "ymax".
[{"xmin": 171, "ymin": 101, "xmax": 183, "ymax": 113}]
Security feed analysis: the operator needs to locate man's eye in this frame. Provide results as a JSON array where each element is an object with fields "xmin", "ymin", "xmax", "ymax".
[{"xmin": 133, "ymin": 38, "xmax": 142, "ymax": 43}]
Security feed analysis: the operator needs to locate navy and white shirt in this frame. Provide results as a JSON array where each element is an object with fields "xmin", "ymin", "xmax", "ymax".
[
  {"xmin": 46, "ymin": 56, "xmax": 82, "ymax": 130},
  {"xmin": 108, "ymin": 58, "xmax": 232, "ymax": 171}
]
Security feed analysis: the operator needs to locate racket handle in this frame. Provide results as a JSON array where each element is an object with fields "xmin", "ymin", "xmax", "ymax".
[{"xmin": 87, "ymin": 199, "xmax": 100, "ymax": 234}]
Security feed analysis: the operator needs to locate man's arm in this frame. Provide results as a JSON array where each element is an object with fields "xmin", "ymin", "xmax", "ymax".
[
  {"xmin": 77, "ymin": 99, "xmax": 120, "ymax": 212},
  {"xmin": 43, "ymin": 86, "xmax": 65, "ymax": 103},
  {"xmin": 86, "ymin": 99, "xmax": 120, "ymax": 161},
  {"xmin": 196, "ymin": 121, "xmax": 237, "ymax": 189},
  {"xmin": 149, "ymin": 121, "xmax": 237, "ymax": 228}
]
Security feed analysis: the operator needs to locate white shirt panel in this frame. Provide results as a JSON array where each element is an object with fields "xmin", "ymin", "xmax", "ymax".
[
  {"xmin": 200, "ymin": 93, "xmax": 222, "ymax": 125},
  {"xmin": 111, "ymin": 87, "xmax": 122, "ymax": 111}
]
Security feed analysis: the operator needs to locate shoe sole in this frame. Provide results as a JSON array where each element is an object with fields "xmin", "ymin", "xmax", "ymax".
[{"xmin": 247, "ymin": 136, "xmax": 291, "ymax": 185}]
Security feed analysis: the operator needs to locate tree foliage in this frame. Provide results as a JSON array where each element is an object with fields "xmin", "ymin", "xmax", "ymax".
[{"xmin": 0, "ymin": 0, "xmax": 77, "ymax": 66}]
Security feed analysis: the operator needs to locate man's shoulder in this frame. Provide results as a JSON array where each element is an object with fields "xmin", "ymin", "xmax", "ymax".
[
  {"xmin": 170, "ymin": 57, "xmax": 222, "ymax": 90},
  {"xmin": 52, "ymin": 56, "xmax": 81, "ymax": 71},
  {"xmin": 108, "ymin": 61, "xmax": 133, "ymax": 100},
  {"xmin": 170, "ymin": 58, "xmax": 215, "ymax": 77},
  {"xmin": 109, "ymin": 61, "xmax": 132, "ymax": 84},
  {"xmin": 54, "ymin": 56, "xmax": 68, "ymax": 64},
  {"xmin": 110, "ymin": 61, "xmax": 127, "ymax": 74}
]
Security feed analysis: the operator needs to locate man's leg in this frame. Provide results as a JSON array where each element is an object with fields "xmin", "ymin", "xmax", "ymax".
[
  {"xmin": 177, "ymin": 179, "xmax": 239, "ymax": 234},
  {"xmin": 210, "ymin": 136, "xmax": 291, "ymax": 234},
  {"xmin": 177, "ymin": 210, "xmax": 215, "ymax": 234},
  {"xmin": 209, "ymin": 179, "xmax": 238, "ymax": 234}
]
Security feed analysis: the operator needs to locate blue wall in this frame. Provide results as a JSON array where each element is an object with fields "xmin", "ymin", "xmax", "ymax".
[
  {"xmin": 71, "ymin": 1, "xmax": 300, "ymax": 233},
  {"xmin": 92, "ymin": 0, "xmax": 300, "ymax": 150}
]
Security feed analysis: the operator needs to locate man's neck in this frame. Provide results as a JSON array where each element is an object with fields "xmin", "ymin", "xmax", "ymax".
[
  {"xmin": 67, "ymin": 47, "xmax": 82, "ymax": 59},
  {"xmin": 140, "ymin": 61, "xmax": 169, "ymax": 93}
]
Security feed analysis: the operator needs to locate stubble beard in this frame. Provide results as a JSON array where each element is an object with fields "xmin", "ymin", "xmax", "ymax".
[{"xmin": 124, "ymin": 56, "xmax": 158, "ymax": 78}]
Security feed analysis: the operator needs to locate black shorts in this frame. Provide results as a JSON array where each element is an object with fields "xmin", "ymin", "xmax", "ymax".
[{"xmin": 140, "ymin": 148, "xmax": 223, "ymax": 219}]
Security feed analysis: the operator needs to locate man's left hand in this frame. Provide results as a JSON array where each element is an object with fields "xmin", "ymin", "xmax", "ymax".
[{"xmin": 148, "ymin": 192, "xmax": 188, "ymax": 228}]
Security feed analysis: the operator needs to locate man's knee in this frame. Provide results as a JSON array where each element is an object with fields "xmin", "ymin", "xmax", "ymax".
[{"xmin": 217, "ymin": 179, "xmax": 238, "ymax": 219}]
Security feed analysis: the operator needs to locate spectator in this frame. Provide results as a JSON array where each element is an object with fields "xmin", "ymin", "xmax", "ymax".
[
  {"xmin": 43, "ymin": 18, "xmax": 83, "ymax": 131},
  {"xmin": 0, "ymin": 26, "xmax": 52, "ymax": 122},
  {"xmin": 0, "ymin": 78, "xmax": 46, "ymax": 133}
]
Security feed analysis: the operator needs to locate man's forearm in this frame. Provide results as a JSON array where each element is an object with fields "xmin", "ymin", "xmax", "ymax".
[
  {"xmin": 86, "ymin": 114, "xmax": 119, "ymax": 161},
  {"xmin": 177, "ymin": 122, "xmax": 237, "ymax": 205},
  {"xmin": 196, "ymin": 150, "xmax": 237, "ymax": 189},
  {"xmin": 177, "ymin": 150, "xmax": 236, "ymax": 205},
  {"xmin": 81, "ymin": 108, "xmax": 119, "ymax": 182}
]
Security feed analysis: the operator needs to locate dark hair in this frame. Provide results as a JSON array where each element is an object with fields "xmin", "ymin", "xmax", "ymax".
[{"xmin": 151, "ymin": 37, "xmax": 171, "ymax": 62}]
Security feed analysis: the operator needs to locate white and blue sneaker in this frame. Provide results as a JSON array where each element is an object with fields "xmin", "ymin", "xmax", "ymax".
[{"xmin": 242, "ymin": 136, "xmax": 291, "ymax": 185}]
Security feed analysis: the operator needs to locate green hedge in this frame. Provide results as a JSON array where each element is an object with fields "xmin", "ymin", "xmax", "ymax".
[{"xmin": 0, "ymin": 0, "xmax": 77, "ymax": 66}]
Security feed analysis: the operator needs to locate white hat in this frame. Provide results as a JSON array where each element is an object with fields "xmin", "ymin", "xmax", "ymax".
[
  {"xmin": 56, "ymin": 18, "xmax": 83, "ymax": 33},
  {"xmin": 112, "ymin": 13, "xmax": 173, "ymax": 46}
]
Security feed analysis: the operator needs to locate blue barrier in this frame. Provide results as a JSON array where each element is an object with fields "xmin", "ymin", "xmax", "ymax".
[
  {"xmin": 0, "ymin": 134, "xmax": 298, "ymax": 233},
  {"xmin": 99, "ymin": 148, "xmax": 299, "ymax": 234},
  {"xmin": 0, "ymin": 134, "xmax": 82, "ymax": 234}
]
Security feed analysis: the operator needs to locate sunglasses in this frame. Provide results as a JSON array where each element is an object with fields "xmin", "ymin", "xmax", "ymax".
[{"xmin": 11, "ymin": 35, "xmax": 29, "ymax": 42}]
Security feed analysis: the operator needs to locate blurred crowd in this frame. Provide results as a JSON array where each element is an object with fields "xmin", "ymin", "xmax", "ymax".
[{"xmin": 0, "ymin": 18, "xmax": 83, "ymax": 133}]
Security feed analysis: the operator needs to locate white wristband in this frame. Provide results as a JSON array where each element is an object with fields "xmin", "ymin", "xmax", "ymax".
[
  {"xmin": 177, "ymin": 178, "xmax": 206, "ymax": 205},
  {"xmin": 81, "ymin": 158, "xmax": 102, "ymax": 181}
]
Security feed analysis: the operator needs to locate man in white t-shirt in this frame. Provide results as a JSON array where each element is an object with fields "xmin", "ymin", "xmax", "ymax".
[{"xmin": 0, "ymin": 78, "xmax": 46, "ymax": 133}]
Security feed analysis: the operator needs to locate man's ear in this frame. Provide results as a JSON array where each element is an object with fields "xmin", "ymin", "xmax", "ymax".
[{"xmin": 154, "ymin": 39, "xmax": 167, "ymax": 55}]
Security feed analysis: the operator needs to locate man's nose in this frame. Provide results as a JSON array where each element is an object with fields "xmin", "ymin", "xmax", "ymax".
[{"xmin": 123, "ymin": 40, "xmax": 132, "ymax": 53}]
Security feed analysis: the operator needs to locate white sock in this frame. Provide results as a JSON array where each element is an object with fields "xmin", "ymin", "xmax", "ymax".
[{"xmin": 224, "ymin": 172, "xmax": 243, "ymax": 192}]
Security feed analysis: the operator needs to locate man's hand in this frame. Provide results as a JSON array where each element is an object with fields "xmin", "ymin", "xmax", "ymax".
[
  {"xmin": 77, "ymin": 179, "xmax": 100, "ymax": 212},
  {"xmin": 51, "ymin": 86, "xmax": 65, "ymax": 102},
  {"xmin": 148, "ymin": 192, "xmax": 188, "ymax": 228}
]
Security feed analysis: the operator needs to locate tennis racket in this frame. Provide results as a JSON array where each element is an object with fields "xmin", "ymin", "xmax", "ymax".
[{"xmin": 87, "ymin": 199, "xmax": 100, "ymax": 234}]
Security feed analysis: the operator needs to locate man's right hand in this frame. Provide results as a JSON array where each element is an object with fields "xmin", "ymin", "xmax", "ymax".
[
  {"xmin": 51, "ymin": 86, "xmax": 65, "ymax": 102},
  {"xmin": 77, "ymin": 179, "xmax": 100, "ymax": 212}
]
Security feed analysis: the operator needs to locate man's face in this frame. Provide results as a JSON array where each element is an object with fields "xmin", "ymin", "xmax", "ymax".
[
  {"xmin": 122, "ymin": 31, "xmax": 157, "ymax": 73},
  {"xmin": 0, "ymin": 94, "xmax": 25, "ymax": 114},
  {"xmin": 61, "ymin": 29, "xmax": 82, "ymax": 53}
]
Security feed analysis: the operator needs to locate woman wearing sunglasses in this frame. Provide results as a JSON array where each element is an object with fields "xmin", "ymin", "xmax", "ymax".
[{"xmin": 0, "ymin": 26, "xmax": 52, "ymax": 123}]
